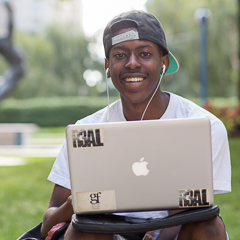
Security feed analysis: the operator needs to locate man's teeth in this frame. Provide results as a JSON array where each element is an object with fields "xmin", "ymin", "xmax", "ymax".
[{"xmin": 125, "ymin": 77, "xmax": 144, "ymax": 82}]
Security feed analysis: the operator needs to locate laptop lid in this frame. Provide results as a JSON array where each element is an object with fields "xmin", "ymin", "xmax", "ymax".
[{"xmin": 66, "ymin": 117, "xmax": 214, "ymax": 214}]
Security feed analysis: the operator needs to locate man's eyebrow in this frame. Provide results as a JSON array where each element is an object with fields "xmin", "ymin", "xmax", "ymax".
[
  {"xmin": 111, "ymin": 46, "xmax": 127, "ymax": 51},
  {"xmin": 136, "ymin": 44, "xmax": 154, "ymax": 50},
  {"xmin": 111, "ymin": 44, "xmax": 154, "ymax": 51}
]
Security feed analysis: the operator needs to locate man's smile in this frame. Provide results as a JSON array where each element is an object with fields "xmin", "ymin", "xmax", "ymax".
[
  {"xmin": 121, "ymin": 72, "xmax": 147, "ymax": 84},
  {"xmin": 125, "ymin": 77, "xmax": 144, "ymax": 82}
]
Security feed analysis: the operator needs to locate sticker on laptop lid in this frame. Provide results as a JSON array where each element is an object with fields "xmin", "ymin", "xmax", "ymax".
[
  {"xmin": 76, "ymin": 190, "xmax": 117, "ymax": 212},
  {"xmin": 179, "ymin": 188, "xmax": 211, "ymax": 208},
  {"xmin": 72, "ymin": 128, "xmax": 104, "ymax": 148}
]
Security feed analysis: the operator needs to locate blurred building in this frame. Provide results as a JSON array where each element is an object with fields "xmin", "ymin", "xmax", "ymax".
[{"xmin": 0, "ymin": 0, "xmax": 83, "ymax": 35}]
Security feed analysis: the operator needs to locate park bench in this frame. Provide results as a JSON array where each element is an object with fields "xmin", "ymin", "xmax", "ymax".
[{"xmin": 0, "ymin": 123, "xmax": 38, "ymax": 145}]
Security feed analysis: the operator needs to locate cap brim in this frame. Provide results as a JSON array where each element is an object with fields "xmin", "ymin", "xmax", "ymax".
[{"xmin": 165, "ymin": 51, "xmax": 179, "ymax": 75}]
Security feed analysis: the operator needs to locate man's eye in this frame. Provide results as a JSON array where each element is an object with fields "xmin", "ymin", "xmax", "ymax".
[
  {"xmin": 115, "ymin": 53, "xmax": 126, "ymax": 58},
  {"xmin": 141, "ymin": 52, "xmax": 151, "ymax": 57}
]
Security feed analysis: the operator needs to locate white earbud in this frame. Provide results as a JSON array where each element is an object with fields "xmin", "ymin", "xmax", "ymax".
[
  {"xmin": 162, "ymin": 65, "xmax": 166, "ymax": 75},
  {"xmin": 105, "ymin": 68, "xmax": 109, "ymax": 77}
]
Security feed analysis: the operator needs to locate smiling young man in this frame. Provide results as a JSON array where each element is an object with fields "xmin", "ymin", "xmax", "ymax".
[
  {"xmin": 105, "ymin": 27, "xmax": 170, "ymax": 121},
  {"xmin": 41, "ymin": 10, "xmax": 231, "ymax": 240}
]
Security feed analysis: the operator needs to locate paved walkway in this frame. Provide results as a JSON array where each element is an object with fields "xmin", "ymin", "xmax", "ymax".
[
  {"xmin": 0, "ymin": 144, "xmax": 62, "ymax": 166},
  {"xmin": 0, "ymin": 156, "xmax": 27, "ymax": 166},
  {"xmin": 0, "ymin": 131, "xmax": 64, "ymax": 165},
  {"xmin": 0, "ymin": 144, "xmax": 62, "ymax": 157}
]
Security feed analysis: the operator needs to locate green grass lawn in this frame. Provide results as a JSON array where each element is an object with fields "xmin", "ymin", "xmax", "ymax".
[
  {"xmin": 214, "ymin": 137, "xmax": 240, "ymax": 239},
  {"xmin": 0, "ymin": 157, "xmax": 55, "ymax": 240},
  {"xmin": 0, "ymin": 138, "xmax": 239, "ymax": 240}
]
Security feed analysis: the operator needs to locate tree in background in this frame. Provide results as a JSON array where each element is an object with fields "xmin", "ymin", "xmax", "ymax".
[
  {"xmin": 2, "ymin": 24, "xmax": 104, "ymax": 99},
  {"xmin": 147, "ymin": 0, "xmax": 238, "ymax": 99},
  {"xmin": 1, "ymin": 0, "xmax": 238, "ymax": 100}
]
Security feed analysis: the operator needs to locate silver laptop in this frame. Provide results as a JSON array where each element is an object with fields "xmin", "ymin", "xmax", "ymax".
[{"xmin": 66, "ymin": 117, "xmax": 214, "ymax": 214}]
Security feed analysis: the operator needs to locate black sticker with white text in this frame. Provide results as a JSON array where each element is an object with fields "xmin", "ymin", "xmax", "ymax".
[
  {"xmin": 72, "ymin": 129, "xmax": 104, "ymax": 148},
  {"xmin": 179, "ymin": 188, "xmax": 211, "ymax": 208}
]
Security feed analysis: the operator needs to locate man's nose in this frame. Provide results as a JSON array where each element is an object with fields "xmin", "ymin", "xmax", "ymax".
[{"xmin": 125, "ymin": 53, "xmax": 141, "ymax": 69}]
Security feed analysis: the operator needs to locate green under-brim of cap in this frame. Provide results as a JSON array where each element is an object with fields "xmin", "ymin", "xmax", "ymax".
[{"xmin": 165, "ymin": 51, "xmax": 179, "ymax": 75}]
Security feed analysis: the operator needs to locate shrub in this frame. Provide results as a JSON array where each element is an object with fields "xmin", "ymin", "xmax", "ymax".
[
  {"xmin": 204, "ymin": 101, "xmax": 240, "ymax": 136},
  {"xmin": 1, "ymin": 97, "xmax": 239, "ymax": 135},
  {"xmin": 0, "ymin": 97, "xmax": 117, "ymax": 127}
]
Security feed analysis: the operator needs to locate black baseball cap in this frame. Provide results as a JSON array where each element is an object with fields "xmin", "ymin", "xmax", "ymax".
[{"xmin": 103, "ymin": 10, "xmax": 179, "ymax": 75}]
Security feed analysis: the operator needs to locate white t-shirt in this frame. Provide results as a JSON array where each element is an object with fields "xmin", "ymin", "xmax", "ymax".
[{"xmin": 48, "ymin": 92, "xmax": 231, "ymax": 219}]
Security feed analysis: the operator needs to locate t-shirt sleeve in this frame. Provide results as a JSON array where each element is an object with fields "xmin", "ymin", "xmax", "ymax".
[
  {"xmin": 47, "ymin": 140, "xmax": 71, "ymax": 189},
  {"xmin": 211, "ymin": 120, "xmax": 231, "ymax": 194}
]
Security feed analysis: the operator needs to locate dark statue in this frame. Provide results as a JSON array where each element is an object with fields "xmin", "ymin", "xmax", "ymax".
[{"xmin": 0, "ymin": 0, "xmax": 25, "ymax": 100}]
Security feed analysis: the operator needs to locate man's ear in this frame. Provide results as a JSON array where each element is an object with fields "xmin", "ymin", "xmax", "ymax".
[
  {"xmin": 161, "ymin": 54, "xmax": 170, "ymax": 75},
  {"xmin": 104, "ymin": 58, "xmax": 110, "ymax": 78}
]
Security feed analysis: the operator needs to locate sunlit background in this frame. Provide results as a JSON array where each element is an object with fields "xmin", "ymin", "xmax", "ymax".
[
  {"xmin": 0, "ymin": 0, "xmax": 148, "ymax": 90},
  {"xmin": 82, "ymin": 0, "xmax": 147, "ymax": 37},
  {"xmin": 0, "ymin": 0, "xmax": 239, "ymax": 99}
]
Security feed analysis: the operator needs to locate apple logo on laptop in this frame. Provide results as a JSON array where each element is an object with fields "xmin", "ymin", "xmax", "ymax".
[{"xmin": 132, "ymin": 157, "xmax": 149, "ymax": 176}]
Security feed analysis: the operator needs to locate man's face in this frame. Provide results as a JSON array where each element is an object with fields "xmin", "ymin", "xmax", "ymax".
[{"xmin": 105, "ymin": 28, "xmax": 165, "ymax": 105}]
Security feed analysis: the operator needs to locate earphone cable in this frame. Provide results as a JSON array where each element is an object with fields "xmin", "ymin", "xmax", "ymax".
[
  {"xmin": 106, "ymin": 69, "xmax": 110, "ymax": 122},
  {"xmin": 140, "ymin": 72, "xmax": 164, "ymax": 121}
]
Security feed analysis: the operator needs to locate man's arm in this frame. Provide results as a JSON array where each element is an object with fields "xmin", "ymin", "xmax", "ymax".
[{"xmin": 41, "ymin": 184, "xmax": 73, "ymax": 239}]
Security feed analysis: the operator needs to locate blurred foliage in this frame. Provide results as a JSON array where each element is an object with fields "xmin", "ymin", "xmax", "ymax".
[
  {"xmin": 147, "ymin": 0, "xmax": 238, "ymax": 98},
  {"xmin": 1, "ymin": 25, "xmax": 105, "ymax": 99},
  {"xmin": 0, "ymin": 1, "xmax": 238, "ymax": 100},
  {"xmin": 0, "ymin": 95, "xmax": 239, "ymax": 135},
  {"xmin": 204, "ymin": 101, "xmax": 240, "ymax": 136},
  {"xmin": 0, "ymin": 96, "xmax": 118, "ymax": 127}
]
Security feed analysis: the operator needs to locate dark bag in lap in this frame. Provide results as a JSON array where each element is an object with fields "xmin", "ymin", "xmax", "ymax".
[
  {"xmin": 17, "ymin": 223, "xmax": 43, "ymax": 240},
  {"xmin": 17, "ymin": 206, "xmax": 220, "ymax": 240},
  {"xmin": 17, "ymin": 222, "xmax": 69, "ymax": 240},
  {"xmin": 72, "ymin": 206, "xmax": 220, "ymax": 236}
]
